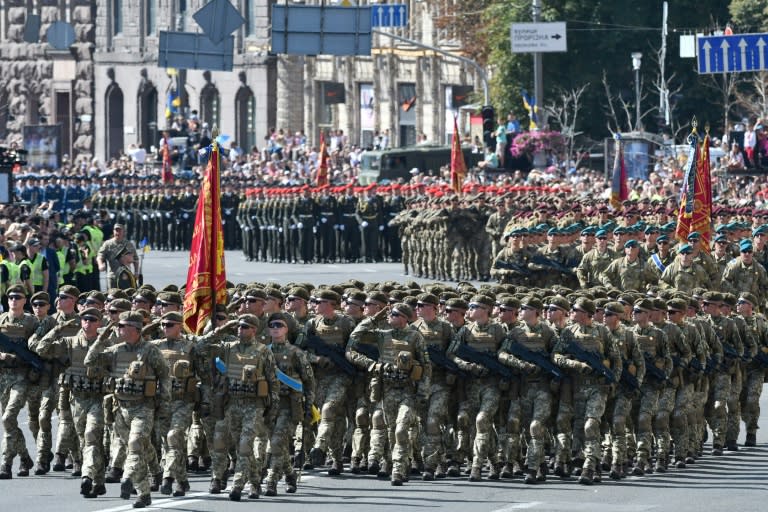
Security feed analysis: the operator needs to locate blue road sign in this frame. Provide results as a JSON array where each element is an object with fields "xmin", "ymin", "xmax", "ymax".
[
  {"xmin": 371, "ymin": 4, "xmax": 408, "ymax": 28},
  {"xmin": 193, "ymin": 0, "xmax": 245, "ymax": 45},
  {"xmin": 158, "ymin": 32, "xmax": 234, "ymax": 72},
  {"xmin": 697, "ymin": 33, "xmax": 768, "ymax": 74},
  {"xmin": 272, "ymin": 5, "xmax": 372, "ymax": 56}
]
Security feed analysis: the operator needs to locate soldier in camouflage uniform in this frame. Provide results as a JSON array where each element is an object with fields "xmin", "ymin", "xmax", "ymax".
[
  {"xmin": 722, "ymin": 239, "xmax": 768, "ymax": 305},
  {"xmin": 736, "ymin": 292, "xmax": 768, "ymax": 447},
  {"xmin": 348, "ymin": 303, "xmax": 430, "ymax": 485},
  {"xmin": 600, "ymin": 239, "xmax": 655, "ymax": 292},
  {"xmin": 498, "ymin": 296, "xmax": 558, "ymax": 484},
  {"xmin": 448, "ymin": 294, "xmax": 507, "ymax": 481},
  {"xmin": 491, "ymin": 228, "xmax": 533, "ymax": 285},
  {"xmin": 554, "ymin": 297, "xmax": 621, "ymax": 485},
  {"xmin": 0, "ymin": 285, "xmax": 40, "ymax": 479},
  {"xmin": 644, "ymin": 234, "xmax": 675, "ymax": 282},
  {"xmin": 30, "ymin": 308, "xmax": 108, "ymax": 498},
  {"xmin": 264, "ymin": 312, "xmax": 315, "ymax": 496},
  {"xmin": 660, "ymin": 243, "xmax": 709, "ymax": 293},
  {"xmin": 576, "ymin": 229, "xmax": 616, "ymax": 288},
  {"xmin": 84, "ymin": 311, "xmax": 171, "ymax": 509}
]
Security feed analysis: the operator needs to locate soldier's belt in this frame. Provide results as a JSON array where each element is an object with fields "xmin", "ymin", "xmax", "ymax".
[
  {"xmin": 320, "ymin": 212, "xmax": 334, "ymax": 216},
  {"xmin": 342, "ymin": 213, "xmax": 357, "ymax": 217}
]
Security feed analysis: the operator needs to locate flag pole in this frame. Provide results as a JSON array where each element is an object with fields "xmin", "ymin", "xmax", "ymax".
[{"xmin": 210, "ymin": 125, "xmax": 220, "ymax": 315}]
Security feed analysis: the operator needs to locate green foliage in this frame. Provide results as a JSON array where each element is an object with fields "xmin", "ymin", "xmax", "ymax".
[{"xmin": 729, "ymin": 0, "xmax": 768, "ymax": 32}]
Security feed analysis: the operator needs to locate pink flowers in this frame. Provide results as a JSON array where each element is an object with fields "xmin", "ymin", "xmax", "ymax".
[{"xmin": 510, "ymin": 131, "xmax": 566, "ymax": 158}]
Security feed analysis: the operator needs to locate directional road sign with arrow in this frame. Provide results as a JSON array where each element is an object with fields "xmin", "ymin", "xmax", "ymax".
[
  {"xmin": 697, "ymin": 33, "xmax": 768, "ymax": 74},
  {"xmin": 511, "ymin": 22, "xmax": 567, "ymax": 53}
]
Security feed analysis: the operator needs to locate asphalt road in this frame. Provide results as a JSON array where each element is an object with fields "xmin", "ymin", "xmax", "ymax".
[{"xmin": 2, "ymin": 251, "xmax": 766, "ymax": 511}]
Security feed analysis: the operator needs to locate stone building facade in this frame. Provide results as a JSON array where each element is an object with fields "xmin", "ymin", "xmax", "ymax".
[{"xmin": 0, "ymin": 0, "xmax": 96, "ymax": 164}]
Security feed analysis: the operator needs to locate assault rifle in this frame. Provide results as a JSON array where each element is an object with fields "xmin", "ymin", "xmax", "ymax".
[
  {"xmin": 722, "ymin": 343, "xmax": 749, "ymax": 364},
  {"xmin": 0, "ymin": 332, "xmax": 46, "ymax": 373},
  {"xmin": 354, "ymin": 343, "xmax": 379, "ymax": 362},
  {"xmin": 754, "ymin": 348, "xmax": 768, "ymax": 367},
  {"xmin": 643, "ymin": 353, "xmax": 668, "ymax": 382},
  {"xmin": 620, "ymin": 362, "xmax": 640, "ymax": 390},
  {"xmin": 564, "ymin": 341, "xmax": 615, "ymax": 384},
  {"xmin": 303, "ymin": 335, "xmax": 357, "ymax": 376},
  {"xmin": 427, "ymin": 345, "xmax": 469, "ymax": 378},
  {"xmin": 455, "ymin": 343, "xmax": 515, "ymax": 380},
  {"xmin": 504, "ymin": 342, "xmax": 563, "ymax": 380},
  {"xmin": 531, "ymin": 255, "xmax": 577, "ymax": 278},
  {"xmin": 493, "ymin": 260, "xmax": 528, "ymax": 274}
]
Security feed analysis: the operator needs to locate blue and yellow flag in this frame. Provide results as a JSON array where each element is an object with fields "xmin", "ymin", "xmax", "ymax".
[
  {"xmin": 165, "ymin": 90, "xmax": 181, "ymax": 119},
  {"xmin": 522, "ymin": 89, "xmax": 538, "ymax": 130}
]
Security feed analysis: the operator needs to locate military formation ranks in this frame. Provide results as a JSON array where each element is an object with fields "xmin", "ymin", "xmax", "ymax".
[{"xmin": 0, "ymin": 269, "xmax": 765, "ymax": 505}]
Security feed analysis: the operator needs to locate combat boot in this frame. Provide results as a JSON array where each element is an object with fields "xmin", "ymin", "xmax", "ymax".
[
  {"xmin": 600, "ymin": 452, "xmax": 612, "ymax": 471},
  {"xmin": 328, "ymin": 459, "xmax": 343, "ymax": 476},
  {"xmin": 609, "ymin": 464, "xmax": 621, "ymax": 480},
  {"xmin": 675, "ymin": 458, "xmax": 686, "ymax": 469},
  {"xmin": 105, "ymin": 466, "xmax": 123, "ymax": 483},
  {"xmin": 208, "ymin": 478, "xmax": 222, "ymax": 494},
  {"xmin": 553, "ymin": 462, "xmax": 568, "ymax": 479},
  {"xmin": 229, "ymin": 486, "xmax": 243, "ymax": 501},
  {"xmin": 264, "ymin": 480, "xmax": 277, "ymax": 496},
  {"xmin": 523, "ymin": 469, "xmax": 537, "ymax": 484},
  {"xmin": 160, "ymin": 477, "xmax": 173, "ymax": 495},
  {"xmin": 201, "ymin": 455, "xmax": 212, "ymax": 471},
  {"xmin": 593, "ymin": 467, "xmax": 602, "ymax": 483},
  {"xmin": 631, "ymin": 461, "xmax": 645, "ymax": 476},
  {"xmin": 422, "ymin": 468, "xmax": 435, "ymax": 481},
  {"xmin": 52, "ymin": 453, "xmax": 66, "ymax": 472},
  {"xmin": 350, "ymin": 457, "xmax": 362, "ymax": 474},
  {"xmin": 711, "ymin": 444, "xmax": 723, "ymax": 456},
  {"xmin": 377, "ymin": 460, "xmax": 390, "ymax": 479},
  {"xmin": 120, "ymin": 478, "xmax": 134, "ymax": 500},
  {"xmin": 654, "ymin": 458, "xmax": 667, "ymax": 473},
  {"xmin": 285, "ymin": 472, "xmax": 297, "ymax": 494},
  {"xmin": 71, "ymin": 461, "xmax": 82, "ymax": 477},
  {"xmin": 500, "ymin": 462, "xmax": 514, "ymax": 479},
  {"xmin": 248, "ymin": 483, "xmax": 261, "ymax": 499},
  {"xmin": 0, "ymin": 464, "xmax": 10, "ymax": 480},
  {"xmin": 446, "ymin": 462, "xmax": 461, "ymax": 477},
  {"xmin": 536, "ymin": 463, "xmax": 548, "ymax": 482},
  {"xmin": 468, "ymin": 465, "xmax": 482, "ymax": 481},
  {"xmin": 435, "ymin": 462, "xmax": 447, "ymax": 479},
  {"xmin": 488, "ymin": 462, "xmax": 501, "ymax": 480},
  {"xmin": 149, "ymin": 472, "xmax": 162, "ymax": 492},
  {"xmin": 91, "ymin": 483, "xmax": 107, "ymax": 497},
  {"xmin": 80, "ymin": 476, "xmax": 93, "ymax": 496},
  {"xmin": 512, "ymin": 460, "xmax": 525, "ymax": 476},
  {"xmin": 17, "ymin": 455, "xmax": 33, "ymax": 477},
  {"xmin": 725, "ymin": 440, "xmax": 739, "ymax": 451},
  {"xmin": 34, "ymin": 460, "xmax": 50, "ymax": 475},
  {"xmin": 309, "ymin": 447, "xmax": 326, "ymax": 468},
  {"xmin": 174, "ymin": 480, "xmax": 188, "ymax": 496},
  {"xmin": 745, "ymin": 433, "xmax": 757, "ymax": 447},
  {"xmin": 578, "ymin": 468, "xmax": 594, "ymax": 485},
  {"xmin": 685, "ymin": 451, "xmax": 696, "ymax": 464},
  {"xmin": 133, "ymin": 494, "xmax": 151, "ymax": 509},
  {"xmin": 187, "ymin": 456, "xmax": 199, "ymax": 472},
  {"xmin": 391, "ymin": 472, "xmax": 404, "ymax": 486},
  {"xmin": 367, "ymin": 459, "xmax": 380, "ymax": 475}
]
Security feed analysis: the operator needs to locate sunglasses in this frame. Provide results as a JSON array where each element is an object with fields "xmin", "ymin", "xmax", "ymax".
[
  {"xmin": 82, "ymin": 317, "xmax": 100, "ymax": 323},
  {"xmin": 238, "ymin": 323, "xmax": 255, "ymax": 329},
  {"xmin": 246, "ymin": 297, "xmax": 264, "ymax": 303},
  {"xmin": 157, "ymin": 301, "xmax": 170, "ymax": 307},
  {"xmin": 742, "ymin": 249, "xmax": 753, "ymax": 253},
  {"xmin": 32, "ymin": 302, "xmax": 48, "ymax": 307},
  {"xmin": 161, "ymin": 322, "xmax": 179, "ymax": 328},
  {"xmin": 716, "ymin": 241, "xmax": 728, "ymax": 245},
  {"xmin": 667, "ymin": 310, "xmax": 682, "ymax": 314},
  {"xmin": 520, "ymin": 305, "xmax": 536, "ymax": 311},
  {"xmin": 389, "ymin": 311, "xmax": 403, "ymax": 318},
  {"xmin": 117, "ymin": 323, "xmax": 129, "ymax": 328},
  {"xmin": 657, "ymin": 241, "xmax": 669, "ymax": 245},
  {"xmin": 215, "ymin": 314, "xmax": 228, "ymax": 321},
  {"xmin": 571, "ymin": 307, "xmax": 586, "ymax": 313},
  {"xmin": 416, "ymin": 303, "xmax": 431, "ymax": 308},
  {"xmin": 632, "ymin": 308, "xmax": 646, "ymax": 314},
  {"xmin": 547, "ymin": 306, "xmax": 563, "ymax": 312},
  {"xmin": 132, "ymin": 298, "xmax": 148, "ymax": 304},
  {"xmin": 286, "ymin": 297, "xmax": 301, "ymax": 302},
  {"xmin": 468, "ymin": 304, "xmax": 486, "ymax": 310},
  {"xmin": 86, "ymin": 299, "xmax": 102, "ymax": 305},
  {"xmin": 268, "ymin": 322, "xmax": 287, "ymax": 329},
  {"xmin": 108, "ymin": 309, "xmax": 121, "ymax": 314},
  {"xmin": 8, "ymin": 295, "xmax": 24, "ymax": 301},
  {"xmin": 58, "ymin": 294, "xmax": 74, "ymax": 300},
  {"xmin": 499, "ymin": 307, "xmax": 517, "ymax": 312},
  {"xmin": 737, "ymin": 300, "xmax": 750, "ymax": 305},
  {"xmin": 604, "ymin": 311, "xmax": 617, "ymax": 317}
]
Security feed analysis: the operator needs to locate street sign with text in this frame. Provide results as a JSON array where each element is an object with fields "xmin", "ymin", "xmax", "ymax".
[
  {"xmin": 511, "ymin": 22, "xmax": 567, "ymax": 53},
  {"xmin": 697, "ymin": 33, "xmax": 768, "ymax": 74}
]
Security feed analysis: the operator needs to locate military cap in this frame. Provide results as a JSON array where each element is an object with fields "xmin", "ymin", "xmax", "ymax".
[
  {"xmin": 656, "ymin": 234, "xmax": 669, "ymax": 244},
  {"xmin": 286, "ymin": 287, "xmax": 310, "ymax": 302},
  {"xmin": 161, "ymin": 311, "xmax": 183, "ymax": 323},
  {"xmin": 59, "ymin": 285, "xmax": 80, "ymax": 299},
  {"xmin": 687, "ymin": 231, "xmax": 701, "ymax": 240},
  {"xmin": 118, "ymin": 311, "xmax": 144, "ymax": 329},
  {"xmin": 738, "ymin": 292, "xmax": 758, "ymax": 306},
  {"xmin": 110, "ymin": 298, "xmax": 132, "ymax": 312},
  {"xmin": 391, "ymin": 303, "xmax": 413, "ymax": 318},
  {"xmin": 265, "ymin": 288, "xmax": 284, "ymax": 301},
  {"xmin": 666, "ymin": 298, "xmax": 688, "ymax": 312},
  {"xmin": 6, "ymin": 284, "xmax": 27, "ymax": 297},
  {"xmin": 157, "ymin": 291, "xmax": 182, "ymax": 305},
  {"xmin": 138, "ymin": 284, "xmax": 157, "ymax": 292},
  {"xmin": 162, "ymin": 284, "xmax": 180, "ymax": 292},
  {"xmin": 106, "ymin": 288, "xmax": 128, "ymax": 301},
  {"xmin": 244, "ymin": 288, "xmax": 267, "ymax": 300},
  {"xmin": 520, "ymin": 295, "xmax": 544, "ymax": 311},
  {"xmin": 580, "ymin": 226, "xmax": 596, "ymax": 236},
  {"xmin": 470, "ymin": 294, "xmax": 495, "ymax": 309},
  {"xmin": 237, "ymin": 314, "xmax": 261, "ymax": 329},
  {"xmin": 267, "ymin": 312, "xmax": 290, "ymax": 325},
  {"xmin": 702, "ymin": 291, "xmax": 723, "ymax": 304},
  {"xmin": 547, "ymin": 296, "xmax": 570, "ymax": 312},
  {"xmin": 752, "ymin": 224, "xmax": 768, "ymax": 237},
  {"xmin": 722, "ymin": 293, "xmax": 738, "ymax": 307},
  {"xmin": 79, "ymin": 307, "xmax": 103, "ymax": 321},
  {"xmin": 345, "ymin": 291, "xmax": 367, "ymax": 307},
  {"xmin": 713, "ymin": 233, "xmax": 727, "ymax": 243},
  {"xmin": 677, "ymin": 243, "xmax": 693, "ymax": 254},
  {"xmin": 624, "ymin": 239, "xmax": 639, "ymax": 249},
  {"xmin": 131, "ymin": 289, "xmax": 155, "ymax": 304},
  {"xmin": 739, "ymin": 239, "xmax": 753, "ymax": 252},
  {"xmin": 30, "ymin": 292, "xmax": 50, "ymax": 304},
  {"xmin": 644, "ymin": 226, "xmax": 659, "ymax": 234},
  {"xmin": 595, "ymin": 229, "xmax": 608, "ymax": 239},
  {"xmin": 604, "ymin": 301, "xmax": 625, "ymax": 315},
  {"xmin": 366, "ymin": 291, "xmax": 389, "ymax": 305},
  {"xmin": 497, "ymin": 295, "xmax": 522, "ymax": 309},
  {"xmin": 613, "ymin": 226, "xmax": 625, "ymax": 235},
  {"xmin": 572, "ymin": 297, "xmax": 596, "ymax": 315},
  {"xmin": 652, "ymin": 298, "xmax": 666, "ymax": 311},
  {"xmin": 314, "ymin": 289, "xmax": 341, "ymax": 303},
  {"xmin": 633, "ymin": 298, "xmax": 654, "ymax": 312},
  {"xmin": 416, "ymin": 293, "xmax": 439, "ymax": 306},
  {"xmin": 547, "ymin": 227, "xmax": 559, "ymax": 236},
  {"xmin": 444, "ymin": 298, "xmax": 469, "ymax": 311}
]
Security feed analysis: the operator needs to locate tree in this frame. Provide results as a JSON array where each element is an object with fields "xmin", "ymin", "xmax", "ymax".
[
  {"xmin": 542, "ymin": 84, "xmax": 589, "ymax": 166},
  {"xmin": 729, "ymin": 0, "xmax": 768, "ymax": 32}
]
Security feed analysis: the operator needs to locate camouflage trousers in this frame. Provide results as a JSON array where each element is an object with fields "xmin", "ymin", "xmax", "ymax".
[
  {"xmin": 554, "ymin": 378, "xmax": 575, "ymax": 464},
  {"xmin": 187, "ymin": 410, "xmax": 216, "ymax": 459},
  {"xmin": 655, "ymin": 382, "xmax": 678, "ymax": 462},
  {"xmin": 313, "ymin": 373, "xmax": 351, "ymax": 461},
  {"xmin": 54, "ymin": 386, "xmax": 80, "ymax": 463},
  {"xmin": 633, "ymin": 384, "xmax": 660, "ymax": 464},
  {"xmin": 113, "ymin": 400, "xmax": 156, "ymax": 496},
  {"xmin": 369, "ymin": 383, "xmax": 416, "ymax": 478},
  {"xmin": 725, "ymin": 365, "xmax": 744, "ymax": 444},
  {"xmin": 351, "ymin": 378, "xmax": 371, "ymax": 461},
  {"xmin": 70, "ymin": 392, "xmax": 106, "ymax": 485},
  {"xmin": 572, "ymin": 377, "xmax": 608, "ymax": 471},
  {"xmin": 740, "ymin": 367, "xmax": 767, "ymax": 436},
  {"xmin": 26, "ymin": 382, "xmax": 57, "ymax": 465},
  {"xmin": 514, "ymin": 380, "xmax": 553, "ymax": 469},
  {"xmin": 156, "ymin": 400, "xmax": 194, "ymax": 482},
  {"xmin": 422, "ymin": 379, "xmax": 454, "ymax": 470},
  {"xmin": 690, "ymin": 374, "xmax": 709, "ymax": 453},
  {"xmin": 458, "ymin": 377, "xmax": 500, "ymax": 470},
  {"xmin": 667, "ymin": 381, "xmax": 692, "ymax": 461},
  {"xmin": 607, "ymin": 391, "xmax": 635, "ymax": 466},
  {"xmin": 266, "ymin": 398, "xmax": 299, "ymax": 484},
  {"xmin": 212, "ymin": 397, "xmax": 266, "ymax": 490},
  {"xmin": 706, "ymin": 371, "xmax": 732, "ymax": 447},
  {"xmin": 0, "ymin": 370, "xmax": 32, "ymax": 465}
]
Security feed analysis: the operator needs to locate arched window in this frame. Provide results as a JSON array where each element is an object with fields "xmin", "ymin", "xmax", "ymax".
[
  {"xmin": 200, "ymin": 83, "xmax": 220, "ymax": 128},
  {"xmin": 137, "ymin": 81, "xmax": 158, "ymax": 150},
  {"xmin": 235, "ymin": 86, "xmax": 256, "ymax": 151},
  {"xmin": 105, "ymin": 83, "xmax": 124, "ymax": 159}
]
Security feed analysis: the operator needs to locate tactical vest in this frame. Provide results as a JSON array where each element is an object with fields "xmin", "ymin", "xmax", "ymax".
[
  {"xmin": 274, "ymin": 346, "xmax": 301, "ymax": 396},
  {"xmin": 415, "ymin": 319, "xmax": 448, "ymax": 350},
  {"xmin": 107, "ymin": 348, "xmax": 158, "ymax": 401},
  {"xmin": 634, "ymin": 330, "xmax": 658, "ymax": 356},
  {"xmin": 62, "ymin": 344, "xmax": 104, "ymax": 395},
  {"xmin": 379, "ymin": 330, "xmax": 421, "ymax": 383},
  {"xmin": 571, "ymin": 326, "xmax": 604, "ymax": 354},
  {"xmin": 0, "ymin": 324, "xmax": 28, "ymax": 369},
  {"xmin": 468, "ymin": 324, "xmax": 501, "ymax": 353},
  {"xmin": 224, "ymin": 347, "xmax": 268, "ymax": 399},
  {"xmin": 1, "ymin": 260, "xmax": 19, "ymax": 286},
  {"xmin": 520, "ymin": 328, "xmax": 547, "ymax": 352},
  {"xmin": 161, "ymin": 344, "xmax": 199, "ymax": 402},
  {"xmin": 314, "ymin": 319, "xmax": 346, "ymax": 348}
]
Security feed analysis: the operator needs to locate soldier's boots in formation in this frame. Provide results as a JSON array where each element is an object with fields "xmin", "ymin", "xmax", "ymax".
[
  {"xmin": 745, "ymin": 433, "xmax": 757, "ymax": 447},
  {"xmin": 174, "ymin": 480, "xmax": 189, "ymax": 497},
  {"xmin": 367, "ymin": 459, "xmax": 380, "ymax": 475},
  {"xmin": 248, "ymin": 482, "xmax": 261, "ymax": 499},
  {"xmin": 328, "ymin": 459, "xmax": 343, "ymax": 476},
  {"xmin": 309, "ymin": 447, "xmax": 326, "ymax": 468},
  {"xmin": 80, "ymin": 477, "xmax": 106, "ymax": 499},
  {"xmin": 712, "ymin": 444, "xmax": 724, "ymax": 456},
  {"xmin": 285, "ymin": 472, "xmax": 298, "ymax": 493},
  {"xmin": 434, "ymin": 462, "xmax": 447, "ymax": 479},
  {"xmin": 0, "ymin": 464, "xmax": 11, "ymax": 479},
  {"xmin": 71, "ymin": 461, "xmax": 82, "ymax": 477},
  {"xmin": 160, "ymin": 477, "xmax": 174, "ymax": 495},
  {"xmin": 208, "ymin": 478, "xmax": 223, "ymax": 494},
  {"xmin": 133, "ymin": 494, "xmax": 152, "ymax": 509},
  {"xmin": 35, "ymin": 452, "xmax": 53, "ymax": 475},
  {"xmin": 265, "ymin": 480, "xmax": 278, "ymax": 496},
  {"xmin": 468, "ymin": 465, "xmax": 482, "ymax": 481},
  {"xmin": 391, "ymin": 472, "xmax": 404, "ymax": 486},
  {"xmin": 229, "ymin": 486, "xmax": 243, "ymax": 502},
  {"xmin": 149, "ymin": 472, "xmax": 162, "ymax": 492},
  {"xmin": 17, "ymin": 455, "xmax": 34, "ymax": 477},
  {"xmin": 187, "ymin": 456, "xmax": 199, "ymax": 472},
  {"xmin": 120, "ymin": 478, "xmax": 134, "ymax": 500},
  {"xmin": 578, "ymin": 468, "xmax": 594, "ymax": 485},
  {"xmin": 609, "ymin": 464, "xmax": 622, "ymax": 480},
  {"xmin": 488, "ymin": 462, "xmax": 501, "ymax": 480},
  {"xmin": 105, "ymin": 466, "xmax": 123, "ymax": 483},
  {"xmin": 422, "ymin": 468, "xmax": 435, "ymax": 481},
  {"xmin": 726, "ymin": 440, "xmax": 740, "ymax": 451},
  {"xmin": 52, "ymin": 453, "xmax": 67, "ymax": 472}
]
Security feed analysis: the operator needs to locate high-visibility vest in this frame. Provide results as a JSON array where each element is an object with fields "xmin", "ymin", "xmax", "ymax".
[{"xmin": 29, "ymin": 253, "xmax": 45, "ymax": 288}]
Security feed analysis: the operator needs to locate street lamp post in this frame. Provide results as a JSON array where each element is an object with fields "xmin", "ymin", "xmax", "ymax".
[{"xmin": 632, "ymin": 52, "xmax": 643, "ymax": 131}]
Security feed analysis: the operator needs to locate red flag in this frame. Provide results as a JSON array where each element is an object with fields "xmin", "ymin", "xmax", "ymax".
[
  {"xmin": 675, "ymin": 129, "xmax": 712, "ymax": 251},
  {"xmin": 183, "ymin": 141, "xmax": 227, "ymax": 334},
  {"xmin": 317, "ymin": 133, "xmax": 329, "ymax": 187},
  {"xmin": 609, "ymin": 135, "xmax": 628, "ymax": 210},
  {"xmin": 161, "ymin": 135, "xmax": 173, "ymax": 184},
  {"xmin": 450, "ymin": 115, "xmax": 467, "ymax": 194}
]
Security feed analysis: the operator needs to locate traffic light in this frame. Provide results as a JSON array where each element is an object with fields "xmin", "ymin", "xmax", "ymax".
[{"xmin": 482, "ymin": 105, "xmax": 496, "ymax": 152}]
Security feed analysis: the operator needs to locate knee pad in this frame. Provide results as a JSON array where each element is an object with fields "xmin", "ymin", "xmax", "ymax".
[
  {"xmin": 355, "ymin": 408, "xmax": 369, "ymax": 429},
  {"xmin": 476, "ymin": 411, "xmax": 491, "ymax": 432},
  {"xmin": 321, "ymin": 402, "xmax": 335, "ymax": 420},
  {"xmin": 371, "ymin": 409, "xmax": 386, "ymax": 429},
  {"xmin": 167, "ymin": 428, "xmax": 184, "ymax": 448},
  {"xmin": 395, "ymin": 424, "xmax": 410, "ymax": 446},
  {"xmin": 212, "ymin": 430, "xmax": 227, "ymax": 451},
  {"xmin": 85, "ymin": 426, "xmax": 102, "ymax": 445},
  {"xmin": 584, "ymin": 417, "xmax": 600, "ymax": 439},
  {"xmin": 530, "ymin": 420, "xmax": 545, "ymax": 439},
  {"xmin": 127, "ymin": 433, "xmax": 142, "ymax": 453},
  {"xmin": 238, "ymin": 439, "xmax": 252, "ymax": 457},
  {"xmin": 456, "ymin": 411, "xmax": 470, "ymax": 430}
]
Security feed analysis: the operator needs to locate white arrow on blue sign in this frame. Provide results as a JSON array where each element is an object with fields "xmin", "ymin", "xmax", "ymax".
[
  {"xmin": 371, "ymin": 4, "xmax": 408, "ymax": 27},
  {"xmin": 697, "ymin": 33, "xmax": 768, "ymax": 74}
]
